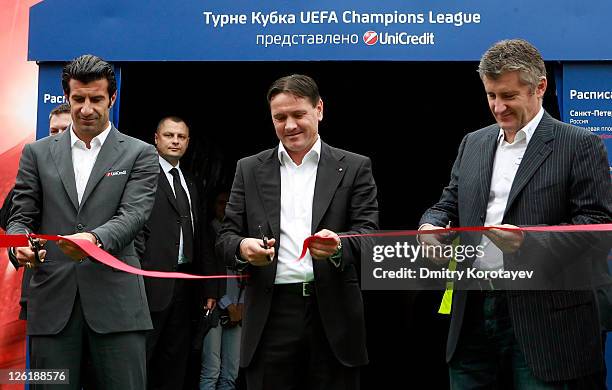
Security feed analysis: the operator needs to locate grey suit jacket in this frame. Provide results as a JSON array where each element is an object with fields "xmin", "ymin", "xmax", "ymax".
[
  {"xmin": 420, "ymin": 111, "xmax": 612, "ymax": 381},
  {"xmin": 7, "ymin": 126, "xmax": 159, "ymax": 335}
]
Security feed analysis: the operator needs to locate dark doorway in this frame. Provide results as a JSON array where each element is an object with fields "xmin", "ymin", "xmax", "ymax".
[{"xmin": 119, "ymin": 61, "xmax": 560, "ymax": 389}]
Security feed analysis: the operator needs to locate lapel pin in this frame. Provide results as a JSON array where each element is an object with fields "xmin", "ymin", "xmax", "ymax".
[{"xmin": 338, "ymin": 168, "xmax": 343, "ymax": 172}]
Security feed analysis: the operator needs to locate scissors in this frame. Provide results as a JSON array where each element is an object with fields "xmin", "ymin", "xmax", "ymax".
[
  {"xmin": 24, "ymin": 228, "xmax": 42, "ymax": 267},
  {"xmin": 258, "ymin": 224, "xmax": 273, "ymax": 262}
]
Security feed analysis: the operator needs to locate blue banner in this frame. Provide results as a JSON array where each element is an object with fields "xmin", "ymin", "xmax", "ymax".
[
  {"xmin": 36, "ymin": 64, "xmax": 67, "ymax": 140},
  {"xmin": 29, "ymin": 0, "xmax": 612, "ymax": 62},
  {"xmin": 561, "ymin": 64, "xmax": 612, "ymax": 174}
]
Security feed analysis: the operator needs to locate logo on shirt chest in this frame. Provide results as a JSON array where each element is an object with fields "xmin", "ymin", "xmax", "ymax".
[{"xmin": 105, "ymin": 170, "xmax": 127, "ymax": 177}]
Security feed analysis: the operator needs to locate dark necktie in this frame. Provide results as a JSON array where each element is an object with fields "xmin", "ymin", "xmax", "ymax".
[{"xmin": 169, "ymin": 168, "xmax": 194, "ymax": 264}]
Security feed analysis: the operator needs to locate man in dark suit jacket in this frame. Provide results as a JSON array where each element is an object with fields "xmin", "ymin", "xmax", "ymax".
[
  {"xmin": 138, "ymin": 116, "xmax": 216, "ymax": 390},
  {"xmin": 419, "ymin": 39, "xmax": 612, "ymax": 388},
  {"xmin": 7, "ymin": 55, "xmax": 159, "ymax": 389},
  {"xmin": 217, "ymin": 74, "xmax": 379, "ymax": 389}
]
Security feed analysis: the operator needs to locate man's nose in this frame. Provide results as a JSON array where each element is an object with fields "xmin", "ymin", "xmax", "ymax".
[
  {"xmin": 285, "ymin": 117, "xmax": 297, "ymax": 131},
  {"xmin": 493, "ymin": 100, "xmax": 506, "ymax": 114},
  {"xmin": 81, "ymin": 102, "xmax": 94, "ymax": 116}
]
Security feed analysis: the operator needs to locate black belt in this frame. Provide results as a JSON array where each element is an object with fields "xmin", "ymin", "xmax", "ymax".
[{"xmin": 274, "ymin": 282, "xmax": 315, "ymax": 297}]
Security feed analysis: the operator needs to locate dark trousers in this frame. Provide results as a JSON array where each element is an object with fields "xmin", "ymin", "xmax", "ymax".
[
  {"xmin": 245, "ymin": 284, "xmax": 360, "ymax": 390},
  {"xmin": 449, "ymin": 292, "xmax": 603, "ymax": 390},
  {"xmin": 146, "ymin": 279, "xmax": 193, "ymax": 390},
  {"xmin": 30, "ymin": 294, "xmax": 146, "ymax": 390}
]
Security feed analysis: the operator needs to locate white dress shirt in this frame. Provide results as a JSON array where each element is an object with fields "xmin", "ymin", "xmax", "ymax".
[
  {"xmin": 70, "ymin": 123, "xmax": 112, "ymax": 205},
  {"xmin": 274, "ymin": 137, "xmax": 321, "ymax": 284},
  {"xmin": 475, "ymin": 107, "xmax": 544, "ymax": 270},
  {"xmin": 159, "ymin": 156, "xmax": 193, "ymax": 264}
]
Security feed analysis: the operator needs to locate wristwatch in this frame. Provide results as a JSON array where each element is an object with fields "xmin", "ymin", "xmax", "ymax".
[
  {"xmin": 234, "ymin": 239, "xmax": 250, "ymax": 271},
  {"xmin": 88, "ymin": 231, "xmax": 103, "ymax": 249}
]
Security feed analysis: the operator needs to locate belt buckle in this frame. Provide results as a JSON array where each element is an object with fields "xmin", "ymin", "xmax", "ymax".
[{"xmin": 302, "ymin": 282, "xmax": 311, "ymax": 297}]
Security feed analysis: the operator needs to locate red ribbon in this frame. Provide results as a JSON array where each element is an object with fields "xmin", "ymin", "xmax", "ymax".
[
  {"xmin": 2, "ymin": 223, "xmax": 611, "ymax": 276},
  {"xmin": 299, "ymin": 223, "xmax": 612, "ymax": 260},
  {"xmin": 0, "ymin": 234, "xmax": 244, "ymax": 280}
]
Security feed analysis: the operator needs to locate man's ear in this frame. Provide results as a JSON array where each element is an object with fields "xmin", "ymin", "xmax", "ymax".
[
  {"xmin": 109, "ymin": 91, "xmax": 117, "ymax": 108},
  {"xmin": 536, "ymin": 77, "xmax": 547, "ymax": 99},
  {"xmin": 317, "ymin": 98, "xmax": 324, "ymax": 121}
]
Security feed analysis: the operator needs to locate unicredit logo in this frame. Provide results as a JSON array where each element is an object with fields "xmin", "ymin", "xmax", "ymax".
[{"xmin": 363, "ymin": 31, "xmax": 378, "ymax": 45}]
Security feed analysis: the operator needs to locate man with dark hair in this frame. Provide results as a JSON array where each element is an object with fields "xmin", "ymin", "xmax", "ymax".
[
  {"xmin": 217, "ymin": 74, "xmax": 379, "ymax": 389},
  {"xmin": 419, "ymin": 39, "xmax": 612, "ymax": 388},
  {"xmin": 138, "ymin": 116, "xmax": 216, "ymax": 390},
  {"xmin": 49, "ymin": 102, "xmax": 71, "ymax": 136},
  {"xmin": 7, "ymin": 54, "xmax": 159, "ymax": 389}
]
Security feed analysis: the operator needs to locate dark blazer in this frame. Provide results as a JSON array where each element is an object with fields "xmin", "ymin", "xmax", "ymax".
[
  {"xmin": 420, "ymin": 111, "xmax": 612, "ymax": 381},
  {"xmin": 7, "ymin": 127, "xmax": 159, "ymax": 335},
  {"xmin": 138, "ymin": 166, "xmax": 216, "ymax": 312},
  {"xmin": 217, "ymin": 142, "xmax": 379, "ymax": 368}
]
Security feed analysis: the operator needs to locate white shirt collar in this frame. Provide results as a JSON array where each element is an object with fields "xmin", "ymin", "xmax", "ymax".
[
  {"xmin": 159, "ymin": 155, "xmax": 180, "ymax": 173},
  {"xmin": 277, "ymin": 136, "xmax": 321, "ymax": 166},
  {"xmin": 497, "ymin": 107, "xmax": 544, "ymax": 145},
  {"xmin": 70, "ymin": 122, "xmax": 112, "ymax": 148}
]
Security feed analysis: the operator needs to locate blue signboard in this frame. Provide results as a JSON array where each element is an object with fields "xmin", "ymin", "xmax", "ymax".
[
  {"xmin": 562, "ymin": 64, "xmax": 612, "ymax": 174},
  {"xmin": 29, "ymin": 0, "xmax": 612, "ymax": 62}
]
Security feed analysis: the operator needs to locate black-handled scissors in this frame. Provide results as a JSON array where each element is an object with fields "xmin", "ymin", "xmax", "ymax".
[
  {"xmin": 258, "ymin": 224, "xmax": 273, "ymax": 262},
  {"xmin": 24, "ymin": 228, "xmax": 42, "ymax": 266}
]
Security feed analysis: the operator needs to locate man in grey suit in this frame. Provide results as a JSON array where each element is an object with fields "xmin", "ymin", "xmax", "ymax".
[
  {"xmin": 419, "ymin": 39, "xmax": 612, "ymax": 388},
  {"xmin": 7, "ymin": 54, "xmax": 159, "ymax": 389}
]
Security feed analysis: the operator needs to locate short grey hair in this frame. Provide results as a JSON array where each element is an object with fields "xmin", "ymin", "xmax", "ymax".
[{"xmin": 478, "ymin": 39, "xmax": 546, "ymax": 91}]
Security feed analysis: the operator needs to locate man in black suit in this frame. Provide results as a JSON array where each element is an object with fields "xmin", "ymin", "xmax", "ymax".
[
  {"xmin": 7, "ymin": 54, "xmax": 159, "ymax": 389},
  {"xmin": 139, "ymin": 116, "xmax": 216, "ymax": 390},
  {"xmin": 419, "ymin": 39, "xmax": 612, "ymax": 388},
  {"xmin": 217, "ymin": 74, "xmax": 379, "ymax": 389}
]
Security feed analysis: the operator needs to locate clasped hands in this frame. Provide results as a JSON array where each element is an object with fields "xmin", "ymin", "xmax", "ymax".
[
  {"xmin": 419, "ymin": 223, "xmax": 524, "ymax": 264},
  {"xmin": 239, "ymin": 229, "xmax": 341, "ymax": 267},
  {"xmin": 13, "ymin": 232, "xmax": 98, "ymax": 267}
]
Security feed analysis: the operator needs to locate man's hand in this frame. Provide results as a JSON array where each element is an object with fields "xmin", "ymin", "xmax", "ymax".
[
  {"xmin": 203, "ymin": 298, "xmax": 216, "ymax": 311},
  {"xmin": 227, "ymin": 303, "xmax": 243, "ymax": 323},
  {"xmin": 13, "ymin": 238, "xmax": 48, "ymax": 267},
  {"xmin": 239, "ymin": 237, "xmax": 276, "ymax": 266},
  {"xmin": 309, "ymin": 229, "xmax": 341, "ymax": 260},
  {"xmin": 57, "ymin": 232, "xmax": 97, "ymax": 261},
  {"xmin": 418, "ymin": 224, "xmax": 452, "ymax": 265},
  {"xmin": 483, "ymin": 224, "xmax": 524, "ymax": 254}
]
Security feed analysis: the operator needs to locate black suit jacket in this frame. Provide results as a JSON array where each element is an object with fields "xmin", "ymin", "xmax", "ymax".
[
  {"xmin": 217, "ymin": 142, "xmax": 379, "ymax": 367},
  {"xmin": 420, "ymin": 111, "xmax": 612, "ymax": 381},
  {"xmin": 138, "ymin": 166, "xmax": 216, "ymax": 312}
]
